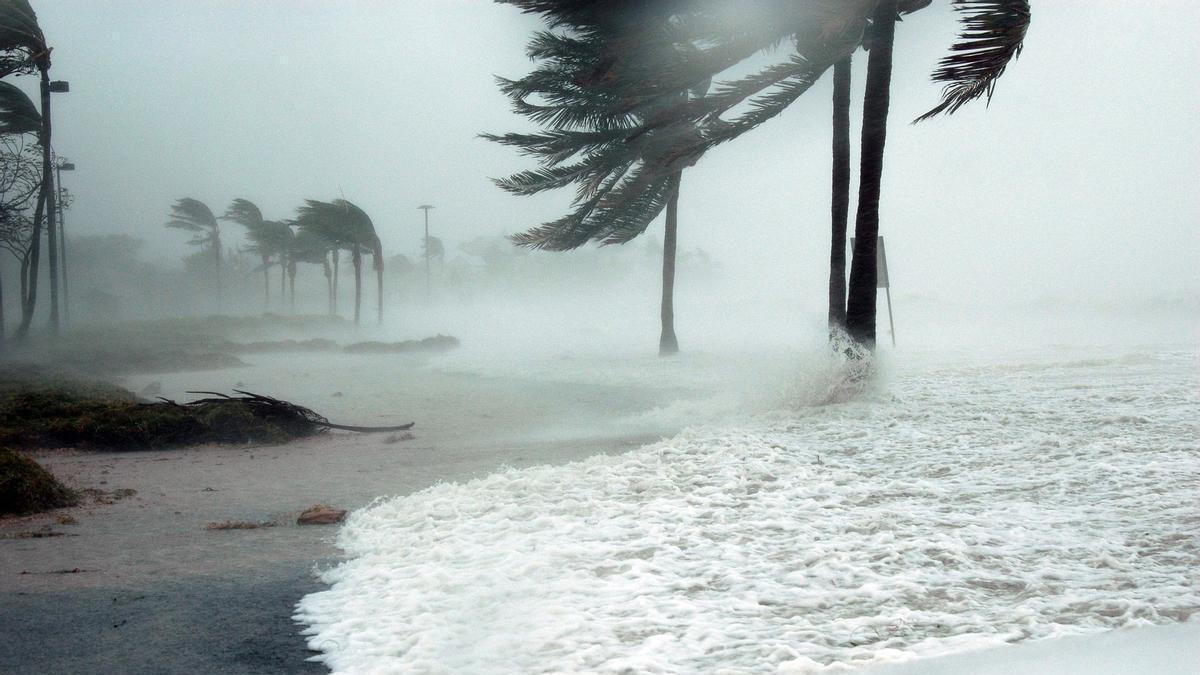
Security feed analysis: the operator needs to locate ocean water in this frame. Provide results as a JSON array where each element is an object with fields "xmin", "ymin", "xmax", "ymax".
[{"xmin": 295, "ymin": 345, "xmax": 1199, "ymax": 673}]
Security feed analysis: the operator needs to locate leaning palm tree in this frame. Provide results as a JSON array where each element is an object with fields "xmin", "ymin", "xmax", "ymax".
[
  {"xmin": 165, "ymin": 198, "xmax": 222, "ymax": 313},
  {"xmin": 222, "ymin": 198, "xmax": 273, "ymax": 310},
  {"xmin": 495, "ymin": 0, "xmax": 1031, "ymax": 351},
  {"xmin": 2, "ymin": 0, "xmax": 58, "ymax": 338},
  {"xmin": 288, "ymin": 227, "xmax": 334, "ymax": 314},
  {"xmin": 295, "ymin": 199, "xmax": 384, "ymax": 325},
  {"xmin": 489, "ymin": 4, "xmax": 710, "ymax": 355}
]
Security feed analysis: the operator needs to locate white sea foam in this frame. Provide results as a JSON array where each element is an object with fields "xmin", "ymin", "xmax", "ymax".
[{"xmin": 296, "ymin": 348, "xmax": 1199, "ymax": 674}]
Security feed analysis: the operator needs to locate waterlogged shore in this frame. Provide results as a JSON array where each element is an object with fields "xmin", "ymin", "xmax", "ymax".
[{"xmin": 0, "ymin": 353, "xmax": 680, "ymax": 675}]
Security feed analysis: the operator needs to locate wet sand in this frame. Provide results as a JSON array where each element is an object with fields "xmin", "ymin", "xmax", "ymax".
[{"xmin": 0, "ymin": 357, "xmax": 675, "ymax": 674}]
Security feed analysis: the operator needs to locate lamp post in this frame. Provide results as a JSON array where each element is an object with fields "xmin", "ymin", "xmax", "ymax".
[
  {"xmin": 417, "ymin": 204, "xmax": 434, "ymax": 300},
  {"xmin": 44, "ymin": 79, "xmax": 68, "ymax": 334},
  {"xmin": 55, "ymin": 159, "xmax": 75, "ymax": 325}
]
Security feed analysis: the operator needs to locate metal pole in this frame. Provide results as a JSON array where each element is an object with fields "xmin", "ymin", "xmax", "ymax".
[
  {"xmin": 878, "ymin": 239, "xmax": 895, "ymax": 347},
  {"xmin": 57, "ymin": 165, "xmax": 69, "ymax": 326},
  {"xmin": 424, "ymin": 209, "xmax": 429, "ymax": 299}
]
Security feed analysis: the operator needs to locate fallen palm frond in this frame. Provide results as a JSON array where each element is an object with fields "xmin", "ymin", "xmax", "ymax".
[
  {"xmin": 0, "ymin": 377, "xmax": 413, "ymax": 451},
  {"xmin": 181, "ymin": 390, "xmax": 415, "ymax": 433}
]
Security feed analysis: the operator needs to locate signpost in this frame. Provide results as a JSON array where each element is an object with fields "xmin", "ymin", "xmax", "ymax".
[{"xmin": 850, "ymin": 235, "xmax": 895, "ymax": 347}]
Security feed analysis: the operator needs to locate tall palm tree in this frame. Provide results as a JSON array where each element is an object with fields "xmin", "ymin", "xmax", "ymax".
[
  {"xmin": 828, "ymin": 56, "xmax": 852, "ymax": 334},
  {"xmin": 489, "ymin": 3, "xmax": 709, "ymax": 355},
  {"xmin": 1, "ymin": 0, "xmax": 56, "ymax": 338},
  {"xmin": 496, "ymin": 0, "xmax": 1031, "ymax": 352},
  {"xmin": 165, "ymin": 198, "xmax": 222, "ymax": 313}
]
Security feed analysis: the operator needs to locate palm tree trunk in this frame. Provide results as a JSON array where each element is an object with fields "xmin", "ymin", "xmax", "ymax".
[
  {"xmin": 213, "ymin": 228, "xmax": 222, "ymax": 315},
  {"xmin": 845, "ymin": 0, "xmax": 898, "ymax": 350},
  {"xmin": 289, "ymin": 262, "xmax": 296, "ymax": 314},
  {"xmin": 279, "ymin": 254, "xmax": 286, "ymax": 307},
  {"xmin": 376, "ymin": 257, "xmax": 384, "ymax": 325},
  {"xmin": 0, "ymin": 255, "xmax": 6, "ymax": 349},
  {"xmin": 352, "ymin": 243, "xmax": 363, "ymax": 327},
  {"xmin": 828, "ymin": 56, "xmax": 852, "ymax": 333},
  {"xmin": 16, "ymin": 188, "xmax": 47, "ymax": 339},
  {"xmin": 323, "ymin": 258, "xmax": 333, "ymax": 315},
  {"xmin": 331, "ymin": 249, "xmax": 340, "ymax": 316},
  {"xmin": 659, "ymin": 171, "xmax": 682, "ymax": 356},
  {"xmin": 262, "ymin": 257, "xmax": 270, "ymax": 312}
]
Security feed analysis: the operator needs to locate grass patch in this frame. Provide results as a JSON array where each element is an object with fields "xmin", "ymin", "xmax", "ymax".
[{"xmin": 0, "ymin": 448, "xmax": 78, "ymax": 516}]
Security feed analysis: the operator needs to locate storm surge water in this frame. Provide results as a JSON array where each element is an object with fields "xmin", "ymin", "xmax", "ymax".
[{"xmin": 295, "ymin": 346, "xmax": 1198, "ymax": 673}]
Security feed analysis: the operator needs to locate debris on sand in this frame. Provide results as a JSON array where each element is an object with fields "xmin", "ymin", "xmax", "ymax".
[
  {"xmin": 205, "ymin": 520, "xmax": 277, "ymax": 531},
  {"xmin": 0, "ymin": 378, "xmax": 413, "ymax": 451},
  {"xmin": 297, "ymin": 505, "xmax": 347, "ymax": 525},
  {"xmin": 0, "ymin": 448, "xmax": 78, "ymax": 516}
]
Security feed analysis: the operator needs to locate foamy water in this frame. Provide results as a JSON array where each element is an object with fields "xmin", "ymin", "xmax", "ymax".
[{"xmin": 295, "ymin": 347, "xmax": 1199, "ymax": 673}]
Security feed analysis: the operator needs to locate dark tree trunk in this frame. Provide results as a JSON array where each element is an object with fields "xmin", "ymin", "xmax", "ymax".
[
  {"xmin": 289, "ymin": 262, "xmax": 296, "ymax": 314},
  {"xmin": 845, "ymin": 0, "xmax": 898, "ymax": 350},
  {"xmin": 352, "ymin": 244, "xmax": 362, "ymax": 327},
  {"xmin": 213, "ymin": 228, "xmax": 222, "ymax": 315},
  {"xmin": 331, "ymin": 249, "xmax": 340, "ymax": 316},
  {"xmin": 323, "ymin": 258, "xmax": 333, "ymax": 315},
  {"xmin": 262, "ymin": 257, "xmax": 270, "ymax": 312},
  {"xmin": 16, "ymin": 188, "xmax": 48, "ymax": 339},
  {"xmin": 376, "ymin": 256, "xmax": 384, "ymax": 325},
  {"xmin": 0, "ymin": 254, "xmax": 6, "ymax": 348},
  {"xmin": 659, "ymin": 171, "xmax": 682, "ymax": 356},
  {"xmin": 279, "ymin": 253, "xmax": 286, "ymax": 307},
  {"xmin": 828, "ymin": 56, "xmax": 852, "ymax": 333}
]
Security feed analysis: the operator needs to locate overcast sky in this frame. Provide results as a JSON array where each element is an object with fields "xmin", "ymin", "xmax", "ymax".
[{"xmin": 23, "ymin": 0, "xmax": 1200, "ymax": 309}]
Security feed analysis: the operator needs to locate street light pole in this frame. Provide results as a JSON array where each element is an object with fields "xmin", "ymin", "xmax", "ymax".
[
  {"xmin": 418, "ymin": 204, "xmax": 434, "ymax": 300},
  {"xmin": 44, "ymin": 79, "xmax": 68, "ymax": 334},
  {"xmin": 55, "ymin": 159, "xmax": 75, "ymax": 325}
]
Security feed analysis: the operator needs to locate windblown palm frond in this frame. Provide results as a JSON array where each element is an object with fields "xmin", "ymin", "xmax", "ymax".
[
  {"xmin": 221, "ymin": 198, "xmax": 265, "ymax": 229},
  {"xmin": 914, "ymin": 0, "xmax": 1031, "ymax": 122},
  {"xmin": 165, "ymin": 198, "xmax": 219, "ymax": 246},
  {"xmin": 0, "ymin": 0, "xmax": 48, "ymax": 77},
  {"xmin": 0, "ymin": 81, "xmax": 38, "ymax": 135}
]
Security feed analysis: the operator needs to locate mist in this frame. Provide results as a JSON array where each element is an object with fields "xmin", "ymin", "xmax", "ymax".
[{"xmin": 2, "ymin": 2, "xmax": 1198, "ymax": 674}]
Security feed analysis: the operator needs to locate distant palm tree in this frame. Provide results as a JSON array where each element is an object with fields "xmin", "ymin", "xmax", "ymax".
[
  {"xmin": 287, "ymin": 226, "xmax": 334, "ymax": 314},
  {"xmin": 296, "ymin": 199, "xmax": 384, "ymax": 325},
  {"xmin": 222, "ymin": 198, "xmax": 271, "ymax": 310},
  {"xmin": 165, "ymin": 198, "xmax": 222, "ymax": 313}
]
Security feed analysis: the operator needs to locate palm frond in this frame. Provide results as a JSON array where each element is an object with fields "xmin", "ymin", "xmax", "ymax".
[
  {"xmin": 0, "ymin": 81, "xmax": 39, "ymax": 135},
  {"xmin": 915, "ymin": 0, "xmax": 1031, "ymax": 123},
  {"xmin": 0, "ymin": 0, "xmax": 47, "ymax": 76}
]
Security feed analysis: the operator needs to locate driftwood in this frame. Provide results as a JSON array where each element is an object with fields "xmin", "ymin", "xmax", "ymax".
[{"xmin": 180, "ymin": 390, "xmax": 414, "ymax": 433}]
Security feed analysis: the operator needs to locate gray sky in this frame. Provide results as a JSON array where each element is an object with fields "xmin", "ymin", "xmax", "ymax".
[{"xmin": 24, "ymin": 0, "xmax": 1200, "ymax": 309}]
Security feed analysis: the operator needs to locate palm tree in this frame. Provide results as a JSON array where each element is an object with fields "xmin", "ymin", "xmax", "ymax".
[
  {"xmin": 222, "ymin": 198, "xmax": 271, "ymax": 310},
  {"xmin": 489, "ymin": 3, "xmax": 709, "ymax": 355},
  {"xmin": 296, "ymin": 199, "xmax": 383, "ymax": 325},
  {"xmin": 828, "ymin": 56, "xmax": 851, "ymax": 334},
  {"xmin": 496, "ymin": 0, "xmax": 1032, "ymax": 351},
  {"xmin": 288, "ymin": 227, "xmax": 334, "ymax": 314},
  {"xmin": 2, "ymin": 0, "xmax": 57, "ymax": 338},
  {"xmin": 165, "ymin": 198, "xmax": 222, "ymax": 313},
  {"xmin": 0, "ymin": 80, "xmax": 38, "ymax": 345}
]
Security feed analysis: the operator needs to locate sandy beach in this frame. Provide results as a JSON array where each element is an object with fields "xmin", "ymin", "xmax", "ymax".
[{"xmin": 0, "ymin": 353, "xmax": 677, "ymax": 674}]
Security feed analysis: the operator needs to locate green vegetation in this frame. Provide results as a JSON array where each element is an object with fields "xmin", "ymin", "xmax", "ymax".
[
  {"xmin": 0, "ymin": 376, "xmax": 326, "ymax": 451},
  {"xmin": 0, "ymin": 447, "xmax": 77, "ymax": 515}
]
